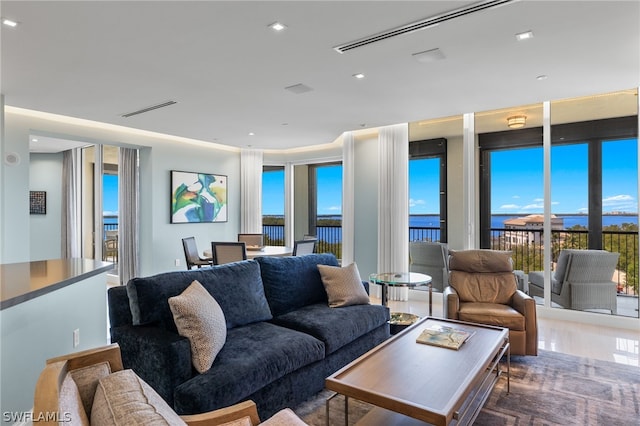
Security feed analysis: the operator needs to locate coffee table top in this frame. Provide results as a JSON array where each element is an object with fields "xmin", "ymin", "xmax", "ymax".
[
  {"xmin": 325, "ymin": 317, "xmax": 508, "ymax": 425},
  {"xmin": 369, "ymin": 272, "xmax": 432, "ymax": 287}
]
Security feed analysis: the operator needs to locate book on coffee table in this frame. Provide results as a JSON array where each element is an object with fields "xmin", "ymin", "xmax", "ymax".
[{"xmin": 416, "ymin": 325, "xmax": 475, "ymax": 350}]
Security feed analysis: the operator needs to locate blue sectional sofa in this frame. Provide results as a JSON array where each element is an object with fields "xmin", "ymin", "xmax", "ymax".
[{"xmin": 107, "ymin": 253, "xmax": 389, "ymax": 419}]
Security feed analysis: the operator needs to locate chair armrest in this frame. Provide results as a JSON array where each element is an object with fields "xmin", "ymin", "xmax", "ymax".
[
  {"xmin": 442, "ymin": 286, "xmax": 459, "ymax": 319},
  {"xmin": 511, "ymin": 290, "xmax": 538, "ymax": 355},
  {"xmin": 110, "ymin": 325, "xmax": 192, "ymax": 407},
  {"xmin": 181, "ymin": 400, "xmax": 260, "ymax": 426},
  {"xmin": 511, "ymin": 290, "xmax": 534, "ymax": 317},
  {"xmin": 46, "ymin": 343, "xmax": 123, "ymax": 372}
]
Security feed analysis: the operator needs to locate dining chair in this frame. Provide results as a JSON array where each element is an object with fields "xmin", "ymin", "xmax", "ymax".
[
  {"xmin": 182, "ymin": 237, "xmax": 213, "ymax": 270},
  {"xmin": 237, "ymin": 233, "xmax": 264, "ymax": 248},
  {"xmin": 211, "ymin": 241, "xmax": 247, "ymax": 265},
  {"xmin": 292, "ymin": 239, "xmax": 316, "ymax": 256},
  {"xmin": 103, "ymin": 236, "xmax": 118, "ymax": 263}
]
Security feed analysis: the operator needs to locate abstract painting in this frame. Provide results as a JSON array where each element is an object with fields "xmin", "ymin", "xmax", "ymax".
[{"xmin": 171, "ymin": 171, "xmax": 227, "ymax": 223}]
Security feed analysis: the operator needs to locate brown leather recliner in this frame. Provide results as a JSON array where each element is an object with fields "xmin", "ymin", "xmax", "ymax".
[{"xmin": 443, "ymin": 249, "xmax": 538, "ymax": 356}]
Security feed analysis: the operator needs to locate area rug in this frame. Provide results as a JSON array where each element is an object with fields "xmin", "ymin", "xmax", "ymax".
[{"xmin": 294, "ymin": 350, "xmax": 640, "ymax": 425}]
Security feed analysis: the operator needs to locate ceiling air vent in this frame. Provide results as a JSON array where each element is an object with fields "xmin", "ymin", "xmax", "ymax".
[
  {"xmin": 333, "ymin": 0, "xmax": 515, "ymax": 53},
  {"xmin": 121, "ymin": 100, "xmax": 177, "ymax": 118}
]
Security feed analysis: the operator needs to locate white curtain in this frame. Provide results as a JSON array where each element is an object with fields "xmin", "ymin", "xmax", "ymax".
[
  {"xmin": 341, "ymin": 132, "xmax": 355, "ymax": 265},
  {"xmin": 240, "ymin": 149, "xmax": 263, "ymax": 233},
  {"xmin": 378, "ymin": 124, "xmax": 410, "ymax": 301},
  {"xmin": 118, "ymin": 147, "xmax": 139, "ymax": 285},
  {"xmin": 61, "ymin": 148, "xmax": 81, "ymax": 258}
]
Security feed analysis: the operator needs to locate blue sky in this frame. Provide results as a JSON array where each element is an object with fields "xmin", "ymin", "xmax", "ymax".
[
  {"xmin": 103, "ymin": 174, "xmax": 118, "ymax": 215},
  {"xmin": 105, "ymin": 139, "xmax": 638, "ymax": 217},
  {"xmin": 261, "ymin": 138, "xmax": 638, "ymax": 216}
]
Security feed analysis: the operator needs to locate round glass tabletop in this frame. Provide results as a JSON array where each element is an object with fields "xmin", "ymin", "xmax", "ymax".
[{"xmin": 369, "ymin": 272, "xmax": 432, "ymax": 287}]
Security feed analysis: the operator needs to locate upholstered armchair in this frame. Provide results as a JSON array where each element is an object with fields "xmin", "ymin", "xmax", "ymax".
[
  {"xmin": 443, "ymin": 250, "xmax": 538, "ymax": 356},
  {"xmin": 409, "ymin": 241, "xmax": 449, "ymax": 292},
  {"xmin": 33, "ymin": 344, "xmax": 307, "ymax": 425},
  {"xmin": 528, "ymin": 249, "xmax": 620, "ymax": 314}
]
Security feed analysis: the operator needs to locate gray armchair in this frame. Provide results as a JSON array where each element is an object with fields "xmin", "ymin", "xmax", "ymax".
[
  {"xmin": 409, "ymin": 241, "xmax": 449, "ymax": 292},
  {"xmin": 528, "ymin": 249, "xmax": 620, "ymax": 314}
]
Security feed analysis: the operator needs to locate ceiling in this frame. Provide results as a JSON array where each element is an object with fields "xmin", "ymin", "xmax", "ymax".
[{"xmin": 2, "ymin": 1, "xmax": 639, "ymax": 151}]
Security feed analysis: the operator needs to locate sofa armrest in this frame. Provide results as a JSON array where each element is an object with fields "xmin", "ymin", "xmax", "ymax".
[
  {"xmin": 181, "ymin": 400, "xmax": 260, "ymax": 426},
  {"xmin": 110, "ymin": 324, "xmax": 193, "ymax": 407},
  {"xmin": 442, "ymin": 286, "xmax": 459, "ymax": 319},
  {"xmin": 108, "ymin": 285, "xmax": 133, "ymax": 327}
]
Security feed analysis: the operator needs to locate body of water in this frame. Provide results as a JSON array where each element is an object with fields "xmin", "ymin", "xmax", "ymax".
[{"xmin": 263, "ymin": 214, "xmax": 639, "ymax": 243}]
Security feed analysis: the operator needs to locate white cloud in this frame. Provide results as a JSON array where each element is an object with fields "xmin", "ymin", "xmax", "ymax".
[
  {"xmin": 522, "ymin": 203, "xmax": 544, "ymax": 210},
  {"xmin": 326, "ymin": 206, "xmax": 341, "ymax": 211},
  {"xmin": 499, "ymin": 204, "xmax": 520, "ymax": 210},
  {"xmin": 603, "ymin": 194, "xmax": 634, "ymax": 205},
  {"xmin": 409, "ymin": 198, "xmax": 426, "ymax": 207},
  {"xmin": 512, "ymin": 195, "xmax": 520, "ymax": 199},
  {"xmin": 533, "ymin": 198, "xmax": 544, "ymax": 202}
]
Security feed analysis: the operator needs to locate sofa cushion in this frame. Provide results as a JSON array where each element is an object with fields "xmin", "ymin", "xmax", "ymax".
[
  {"xmin": 68, "ymin": 362, "xmax": 112, "ymax": 416},
  {"xmin": 173, "ymin": 321, "xmax": 325, "ymax": 414},
  {"xmin": 318, "ymin": 262, "xmax": 370, "ymax": 308},
  {"xmin": 271, "ymin": 303, "xmax": 389, "ymax": 355},
  {"xmin": 256, "ymin": 254, "xmax": 338, "ymax": 316},
  {"xmin": 91, "ymin": 369, "xmax": 186, "ymax": 425},
  {"xmin": 127, "ymin": 260, "xmax": 272, "ymax": 331},
  {"xmin": 60, "ymin": 374, "xmax": 89, "ymax": 426},
  {"xmin": 458, "ymin": 302, "xmax": 525, "ymax": 331},
  {"xmin": 169, "ymin": 280, "xmax": 227, "ymax": 373}
]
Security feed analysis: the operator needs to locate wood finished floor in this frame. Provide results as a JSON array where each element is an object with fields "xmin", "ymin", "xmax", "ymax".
[{"xmin": 376, "ymin": 295, "xmax": 639, "ymax": 367}]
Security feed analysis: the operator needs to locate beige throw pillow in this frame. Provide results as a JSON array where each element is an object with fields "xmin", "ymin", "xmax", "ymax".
[
  {"xmin": 91, "ymin": 369, "xmax": 186, "ymax": 425},
  {"xmin": 318, "ymin": 263, "xmax": 370, "ymax": 308},
  {"xmin": 169, "ymin": 280, "xmax": 227, "ymax": 373}
]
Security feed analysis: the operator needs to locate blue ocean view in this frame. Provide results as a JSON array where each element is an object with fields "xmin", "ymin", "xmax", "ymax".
[{"xmin": 260, "ymin": 214, "xmax": 638, "ymax": 242}]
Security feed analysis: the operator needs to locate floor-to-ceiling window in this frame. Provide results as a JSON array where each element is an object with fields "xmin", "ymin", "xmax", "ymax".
[
  {"xmin": 409, "ymin": 138, "xmax": 447, "ymax": 242},
  {"xmin": 262, "ymin": 165, "xmax": 285, "ymax": 245},
  {"xmin": 478, "ymin": 89, "xmax": 638, "ymax": 317},
  {"xmin": 309, "ymin": 162, "xmax": 342, "ymax": 258}
]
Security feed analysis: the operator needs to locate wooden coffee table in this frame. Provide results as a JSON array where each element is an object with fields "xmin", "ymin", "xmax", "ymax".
[{"xmin": 325, "ymin": 317, "xmax": 509, "ymax": 426}]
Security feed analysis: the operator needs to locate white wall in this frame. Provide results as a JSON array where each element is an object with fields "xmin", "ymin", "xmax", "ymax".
[
  {"xmin": 1, "ymin": 109, "xmax": 241, "ymax": 277},
  {"xmin": 29, "ymin": 153, "xmax": 63, "ymax": 261},
  {"xmin": 0, "ymin": 272, "xmax": 108, "ymax": 423}
]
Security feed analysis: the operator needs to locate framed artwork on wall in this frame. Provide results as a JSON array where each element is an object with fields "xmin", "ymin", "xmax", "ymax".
[
  {"xmin": 170, "ymin": 170, "xmax": 228, "ymax": 223},
  {"xmin": 29, "ymin": 191, "xmax": 47, "ymax": 214}
]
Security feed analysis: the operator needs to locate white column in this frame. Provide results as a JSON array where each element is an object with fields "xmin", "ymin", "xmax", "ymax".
[
  {"xmin": 284, "ymin": 162, "xmax": 294, "ymax": 248},
  {"xmin": 542, "ymin": 101, "xmax": 552, "ymax": 308},
  {"xmin": 341, "ymin": 132, "xmax": 355, "ymax": 265},
  {"xmin": 462, "ymin": 113, "xmax": 476, "ymax": 249}
]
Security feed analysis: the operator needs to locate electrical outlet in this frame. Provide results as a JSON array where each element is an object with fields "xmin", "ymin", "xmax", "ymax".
[
  {"xmin": 73, "ymin": 329, "xmax": 80, "ymax": 348},
  {"xmin": 175, "ymin": 259, "xmax": 181, "ymax": 266}
]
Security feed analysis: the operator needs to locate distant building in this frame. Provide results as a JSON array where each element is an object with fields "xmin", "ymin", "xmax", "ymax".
[{"xmin": 503, "ymin": 214, "xmax": 564, "ymax": 247}]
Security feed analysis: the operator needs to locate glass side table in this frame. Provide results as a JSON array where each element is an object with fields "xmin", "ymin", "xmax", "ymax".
[{"xmin": 369, "ymin": 272, "xmax": 433, "ymax": 315}]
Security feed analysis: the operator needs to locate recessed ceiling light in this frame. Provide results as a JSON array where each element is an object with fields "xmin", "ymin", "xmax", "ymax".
[
  {"xmin": 353, "ymin": 73, "xmax": 365, "ymax": 79},
  {"xmin": 31, "ymin": 138, "xmax": 38, "ymax": 142},
  {"xmin": 515, "ymin": 30, "xmax": 534, "ymax": 41},
  {"xmin": 536, "ymin": 75, "xmax": 548, "ymax": 81},
  {"xmin": 2, "ymin": 18, "xmax": 18, "ymax": 27},
  {"xmin": 248, "ymin": 132, "xmax": 255, "ymax": 136},
  {"xmin": 269, "ymin": 22, "xmax": 287, "ymax": 32}
]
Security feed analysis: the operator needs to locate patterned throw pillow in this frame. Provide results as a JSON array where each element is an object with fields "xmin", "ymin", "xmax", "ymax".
[
  {"xmin": 169, "ymin": 280, "xmax": 227, "ymax": 373},
  {"xmin": 317, "ymin": 263, "xmax": 370, "ymax": 308}
]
